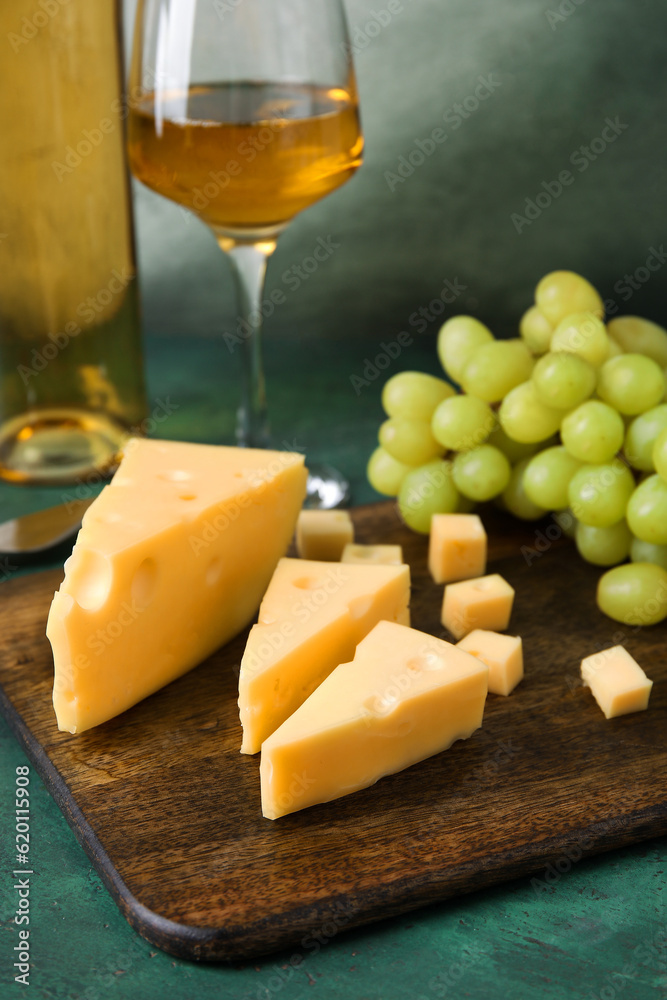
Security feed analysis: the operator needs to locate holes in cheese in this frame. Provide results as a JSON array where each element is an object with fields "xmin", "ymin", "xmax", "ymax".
[
  {"xmin": 66, "ymin": 549, "xmax": 113, "ymax": 612},
  {"xmin": 259, "ymin": 620, "xmax": 488, "ymax": 820},
  {"xmin": 205, "ymin": 557, "xmax": 223, "ymax": 587},
  {"xmin": 238, "ymin": 558, "xmax": 411, "ymax": 754},
  {"xmin": 131, "ymin": 558, "xmax": 157, "ymax": 608},
  {"xmin": 46, "ymin": 438, "xmax": 308, "ymax": 734}
]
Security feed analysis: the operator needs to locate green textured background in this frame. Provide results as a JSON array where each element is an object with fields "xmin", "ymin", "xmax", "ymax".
[{"xmin": 2, "ymin": 0, "xmax": 667, "ymax": 997}]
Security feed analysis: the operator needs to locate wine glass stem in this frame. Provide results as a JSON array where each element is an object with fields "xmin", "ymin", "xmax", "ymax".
[{"xmin": 218, "ymin": 237, "xmax": 276, "ymax": 448}]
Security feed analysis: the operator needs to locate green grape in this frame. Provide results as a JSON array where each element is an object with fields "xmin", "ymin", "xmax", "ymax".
[
  {"xmin": 630, "ymin": 537, "xmax": 667, "ymax": 570},
  {"xmin": 379, "ymin": 417, "xmax": 443, "ymax": 466},
  {"xmin": 437, "ymin": 316, "xmax": 494, "ymax": 383},
  {"xmin": 626, "ymin": 474, "xmax": 667, "ymax": 544},
  {"xmin": 523, "ymin": 446, "xmax": 582, "ymax": 510},
  {"xmin": 431, "ymin": 395, "xmax": 495, "ymax": 451},
  {"xmin": 519, "ymin": 306, "xmax": 553, "ymax": 355},
  {"xmin": 624, "ymin": 405, "xmax": 667, "ymax": 471},
  {"xmin": 607, "ymin": 336, "xmax": 624, "ymax": 358},
  {"xmin": 501, "ymin": 458, "xmax": 548, "ymax": 520},
  {"xmin": 460, "ymin": 339, "xmax": 534, "ymax": 403},
  {"xmin": 560, "ymin": 400, "xmax": 624, "ymax": 463},
  {"xmin": 397, "ymin": 459, "xmax": 460, "ymax": 534},
  {"xmin": 550, "ymin": 311, "xmax": 610, "ymax": 368},
  {"xmin": 597, "ymin": 353, "xmax": 665, "ymax": 416},
  {"xmin": 452, "ymin": 445, "xmax": 511, "ymax": 501},
  {"xmin": 653, "ymin": 427, "xmax": 667, "ymax": 482},
  {"xmin": 487, "ymin": 423, "xmax": 541, "ymax": 463},
  {"xmin": 367, "ymin": 447, "xmax": 412, "ymax": 496},
  {"xmin": 498, "ymin": 381, "xmax": 563, "ymax": 443},
  {"xmin": 607, "ymin": 316, "xmax": 667, "ymax": 368},
  {"xmin": 531, "ymin": 351, "xmax": 596, "ymax": 410},
  {"xmin": 535, "ymin": 270, "xmax": 604, "ymax": 326},
  {"xmin": 575, "ymin": 520, "xmax": 631, "ymax": 567},
  {"xmin": 567, "ymin": 461, "xmax": 635, "ymax": 528},
  {"xmin": 597, "ymin": 562, "xmax": 667, "ymax": 625},
  {"xmin": 382, "ymin": 371, "xmax": 455, "ymax": 421}
]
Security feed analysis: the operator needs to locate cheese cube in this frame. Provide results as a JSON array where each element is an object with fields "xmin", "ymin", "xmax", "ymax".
[
  {"xmin": 260, "ymin": 620, "xmax": 488, "ymax": 819},
  {"xmin": 428, "ymin": 513, "xmax": 487, "ymax": 584},
  {"xmin": 238, "ymin": 558, "xmax": 411, "ymax": 753},
  {"xmin": 457, "ymin": 630, "xmax": 523, "ymax": 696},
  {"xmin": 580, "ymin": 645, "xmax": 653, "ymax": 719},
  {"xmin": 341, "ymin": 543, "xmax": 403, "ymax": 565},
  {"xmin": 441, "ymin": 573, "xmax": 515, "ymax": 640},
  {"xmin": 296, "ymin": 510, "xmax": 354, "ymax": 561}
]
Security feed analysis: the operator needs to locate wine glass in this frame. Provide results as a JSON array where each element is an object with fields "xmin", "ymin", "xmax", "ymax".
[{"xmin": 127, "ymin": 0, "xmax": 363, "ymax": 506}]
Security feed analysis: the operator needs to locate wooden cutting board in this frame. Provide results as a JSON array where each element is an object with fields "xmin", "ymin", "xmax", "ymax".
[{"xmin": 1, "ymin": 501, "xmax": 665, "ymax": 962}]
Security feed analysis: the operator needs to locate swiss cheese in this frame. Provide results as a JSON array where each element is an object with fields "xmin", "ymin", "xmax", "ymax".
[
  {"xmin": 260, "ymin": 620, "xmax": 488, "ymax": 819},
  {"xmin": 457, "ymin": 630, "xmax": 523, "ymax": 696},
  {"xmin": 47, "ymin": 438, "xmax": 307, "ymax": 733},
  {"xmin": 441, "ymin": 573, "xmax": 515, "ymax": 639},
  {"xmin": 296, "ymin": 509, "xmax": 354, "ymax": 561},
  {"xmin": 428, "ymin": 513, "xmax": 487, "ymax": 584},
  {"xmin": 580, "ymin": 645, "xmax": 653, "ymax": 718},
  {"xmin": 341, "ymin": 544, "xmax": 403, "ymax": 565},
  {"xmin": 238, "ymin": 557, "xmax": 410, "ymax": 753}
]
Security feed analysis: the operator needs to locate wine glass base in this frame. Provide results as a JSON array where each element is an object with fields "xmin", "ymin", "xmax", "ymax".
[{"xmin": 304, "ymin": 463, "xmax": 350, "ymax": 510}]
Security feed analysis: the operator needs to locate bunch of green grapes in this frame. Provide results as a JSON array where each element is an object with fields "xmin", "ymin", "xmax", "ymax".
[{"xmin": 367, "ymin": 269, "xmax": 667, "ymax": 625}]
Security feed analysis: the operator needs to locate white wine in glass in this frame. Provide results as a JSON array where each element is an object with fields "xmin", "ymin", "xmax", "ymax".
[{"xmin": 127, "ymin": 0, "xmax": 363, "ymax": 505}]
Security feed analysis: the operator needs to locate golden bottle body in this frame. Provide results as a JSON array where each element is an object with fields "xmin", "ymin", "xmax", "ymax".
[{"xmin": 0, "ymin": 0, "xmax": 147, "ymax": 484}]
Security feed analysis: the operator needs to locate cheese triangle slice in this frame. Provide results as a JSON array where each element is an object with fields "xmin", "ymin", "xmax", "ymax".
[
  {"xmin": 47, "ymin": 438, "xmax": 307, "ymax": 734},
  {"xmin": 238, "ymin": 557, "xmax": 411, "ymax": 754},
  {"xmin": 260, "ymin": 620, "xmax": 488, "ymax": 819}
]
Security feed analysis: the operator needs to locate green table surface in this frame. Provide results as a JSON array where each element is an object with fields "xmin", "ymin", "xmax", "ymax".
[{"xmin": 1, "ymin": 332, "xmax": 666, "ymax": 1000}]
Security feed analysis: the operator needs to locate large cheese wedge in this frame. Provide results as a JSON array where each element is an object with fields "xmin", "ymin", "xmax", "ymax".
[
  {"xmin": 260, "ymin": 620, "xmax": 488, "ymax": 819},
  {"xmin": 238, "ymin": 558, "xmax": 411, "ymax": 753},
  {"xmin": 47, "ymin": 438, "xmax": 307, "ymax": 734}
]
